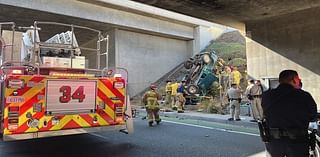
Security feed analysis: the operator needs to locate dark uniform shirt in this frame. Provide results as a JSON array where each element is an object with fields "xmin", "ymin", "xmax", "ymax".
[{"xmin": 262, "ymin": 84, "xmax": 317, "ymax": 130}]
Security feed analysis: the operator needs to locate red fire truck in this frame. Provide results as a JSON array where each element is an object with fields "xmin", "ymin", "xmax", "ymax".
[{"xmin": 0, "ymin": 21, "xmax": 133, "ymax": 141}]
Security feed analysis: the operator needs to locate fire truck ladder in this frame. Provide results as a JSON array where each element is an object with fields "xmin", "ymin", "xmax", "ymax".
[{"xmin": 30, "ymin": 21, "xmax": 109, "ymax": 70}]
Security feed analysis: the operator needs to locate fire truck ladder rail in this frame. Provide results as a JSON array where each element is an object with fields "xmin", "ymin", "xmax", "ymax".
[{"xmin": 33, "ymin": 21, "xmax": 104, "ymax": 69}]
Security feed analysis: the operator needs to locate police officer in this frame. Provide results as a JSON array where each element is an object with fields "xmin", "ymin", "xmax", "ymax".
[
  {"xmin": 245, "ymin": 79, "xmax": 255, "ymax": 120},
  {"xmin": 226, "ymin": 83, "xmax": 242, "ymax": 121},
  {"xmin": 261, "ymin": 70, "xmax": 317, "ymax": 157},
  {"xmin": 247, "ymin": 79, "xmax": 264, "ymax": 122},
  {"xmin": 142, "ymin": 84, "xmax": 161, "ymax": 127}
]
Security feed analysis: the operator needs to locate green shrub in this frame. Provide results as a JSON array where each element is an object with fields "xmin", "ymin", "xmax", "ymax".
[
  {"xmin": 204, "ymin": 42, "xmax": 245, "ymax": 61},
  {"xmin": 207, "ymin": 81, "xmax": 220, "ymax": 98}
]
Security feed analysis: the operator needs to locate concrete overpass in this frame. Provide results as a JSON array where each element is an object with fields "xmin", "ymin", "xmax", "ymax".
[
  {"xmin": 1, "ymin": 0, "xmax": 319, "ymax": 104},
  {"xmin": 132, "ymin": 0, "xmax": 320, "ymax": 104},
  {"xmin": 0, "ymin": 0, "xmax": 231, "ymax": 96}
]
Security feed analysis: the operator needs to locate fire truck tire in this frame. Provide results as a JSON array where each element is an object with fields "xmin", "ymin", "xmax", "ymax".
[
  {"xmin": 184, "ymin": 60, "xmax": 193, "ymax": 69},
  {"xmin": 187, "ymin": 84, "xmax": 199, "ymax": 95}
]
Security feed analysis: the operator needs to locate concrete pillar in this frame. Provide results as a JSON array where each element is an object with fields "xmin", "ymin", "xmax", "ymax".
[
  {"xmin": 246, "ymin": 7, "xmax": 320, "ymax": 105},
  {"xmin": 193, "ymin": 25, "xmax": 230, "ymax": 56}
]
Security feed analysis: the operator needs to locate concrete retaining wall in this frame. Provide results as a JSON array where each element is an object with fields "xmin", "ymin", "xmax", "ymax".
[{"xmin": 115, "ymin": 29, "xmax": 189, "ymax": 96}]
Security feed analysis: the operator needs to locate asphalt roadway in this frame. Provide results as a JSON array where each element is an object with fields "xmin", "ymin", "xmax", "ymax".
[{"xmin": 0, "ymin": 117, "xmax": 265, "ymax": 157}]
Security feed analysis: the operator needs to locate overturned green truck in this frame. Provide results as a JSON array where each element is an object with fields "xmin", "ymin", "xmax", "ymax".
[{"xmin": 183, "ymin": 51, "xmax": 219, "ymax": 96}]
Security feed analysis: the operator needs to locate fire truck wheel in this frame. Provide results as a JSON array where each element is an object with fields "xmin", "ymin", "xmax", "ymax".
[
  {"xmin": 184, "ymin": 60, "xmax": 193, "ymax": 69},
  {"xmin": 187, "ymin": 84, "xmax": 199, "ymax": 95}
]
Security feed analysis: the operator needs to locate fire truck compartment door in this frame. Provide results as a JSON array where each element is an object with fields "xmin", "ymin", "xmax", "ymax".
[{"xmin": 46, "ymin": 80, "xmax": 97, "ymax": 114}]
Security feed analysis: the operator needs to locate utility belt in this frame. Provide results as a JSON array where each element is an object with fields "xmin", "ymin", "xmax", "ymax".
[
  {"xmin": 252, "ymin": 95, "xmax": 262, "ymax": 98},
  {"xmin": 229, "ymin": 98, "xmax": 241, "ymax": 103},
  {"xmin": 146, "ymin": 106, "xmax": 160, "ymax": 110},
  {"xmin": 269, "ymin": 128, "xmax": 308, "ymax": 140},
  {"xmin": 258, "ymin": 119, "xmax": 311, "ymax": 144}
]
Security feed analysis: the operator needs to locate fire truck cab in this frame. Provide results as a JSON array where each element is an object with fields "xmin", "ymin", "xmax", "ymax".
[{"xmin": 0, "ymin": 22, "xmax": 133, "ymax": 141}]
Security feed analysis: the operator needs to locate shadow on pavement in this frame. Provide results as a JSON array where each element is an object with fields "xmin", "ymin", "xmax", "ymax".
[{"xmin": 0, "ymin": 134, "xmax": 135, "ymax": 157}]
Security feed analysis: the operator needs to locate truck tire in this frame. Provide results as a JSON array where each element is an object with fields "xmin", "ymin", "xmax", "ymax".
[
  {"xmin": 187, "ymin": 84, "xmax": 199, "ymax": 95},
  {"xmin": 202, "ymin": 53, "xmax": 211, "ymax": 64},
  {"xmin": 184, "ymin": 60, "xmax": 193, "ymax": 69}
]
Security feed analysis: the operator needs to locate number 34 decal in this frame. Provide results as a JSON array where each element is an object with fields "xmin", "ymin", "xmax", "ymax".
[{"xmin": 59, "ymin": 86, "xmax": 86, "ymax": 103}]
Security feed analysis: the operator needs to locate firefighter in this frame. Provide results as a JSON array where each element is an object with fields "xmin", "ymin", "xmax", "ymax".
[
  {"xmin": 170, "ymin": 80, "xmax": 179, "ymax": 110},
  {"xmin": 164, "ymin": 80, "xmax": 172, "ymax": 107},
  {"xmin": 176, "ymin": 81, "xmax": 186, "ymax": 113},
  {"xmin": 230, "ymin": 66, "xmax": 242, "ymax": 87},
  {"xmin": 261, "ymin": 70, "xmax": 317, "ymax": 156},
  {"xmin": 175, "ymin": 93, "xmax": 186, "ymax": 113},
  {"xmin": 142, "ymin": 84, "xmax": 161, "ymax": 127}
]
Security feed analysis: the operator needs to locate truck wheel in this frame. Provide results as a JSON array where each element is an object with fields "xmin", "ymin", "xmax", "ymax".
[
  {"xmin": 202, "ymin": 53, "xmax": 211, "ymax": 64},
  {"xmin": 184, "ymin": 60, "xmax": 193, "ymax": 69},
  {"xmin": 187, "ymin": 84, "xmax": 199, "ymax": 95}
]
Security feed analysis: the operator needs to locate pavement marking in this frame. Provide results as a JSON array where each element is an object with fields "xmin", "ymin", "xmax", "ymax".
[
  {"xmin": 247, "ymin": 151, "xmax": 266, "ymax": 157},
  {"xmin": 90, "ymin": 132, "xmax": 110, "ymax": 140},
  {"xmin": 89, "ymin": 118, "xmax": 259, "ymax": 139},
  {"xmin": 163, "ymin": 120, "xmax": 260, "ymax": 137}
]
